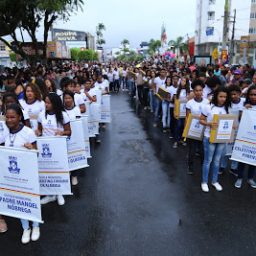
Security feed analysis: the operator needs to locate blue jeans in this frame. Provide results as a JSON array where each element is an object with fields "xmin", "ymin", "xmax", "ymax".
[
  {"xmin": 202, "ymin": 137, "xmax": 225, "ymax": 184},
  {"xmin": 162, "ymin": 101, "xmax": 170, "ymax": 128},
  {"xmin": 149, "ymin": 90, "xmax": 155, "ymax": 112},
  {"xmin": 127, "ymin": 80, "xmax": 134, "ymax": 96},
  {"xmin": 20, "ymin": 219, "xmax": 39, "ymax": 230},
  {"xmin": 154, "ymin": 96, "xmax": 161, "ymax": 123}
]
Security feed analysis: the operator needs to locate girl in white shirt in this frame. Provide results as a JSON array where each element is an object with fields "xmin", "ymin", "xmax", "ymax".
[
  {"xmin": 186, "ymin": 80, "xmax": 208, "ymax": 175},
  {"xmin": 63, "ymin": 91, "xmax": 81, "ymax": 186},
  {"xmin": 0, "ymin": 104, "xmax": 39, "ymax": 244},
  {"xmin": 19, "ymin": 83, "xmax": 45, "ymax": 130},
  {"xmin": 200, "ymin": 87, "xmax": 231, "ymax": 192},
  {"xmin": 37, "ymin": 93, "xmax": 71, "ymax": 205},
  {"xmin": 234, "ymin": 85, "xmax": 256, "ymax": 189},
  {"xmin": 2, "ymin": 92, "xmax": 30, "ymax": 128},
  {"xmin": 173, "ymin": 77, "xmax": 190, "ymax": 148}
]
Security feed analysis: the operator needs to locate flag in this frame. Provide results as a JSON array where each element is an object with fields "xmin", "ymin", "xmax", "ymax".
[{"xmin": 161, "ymin": 24, "xmax": 167, "ymax": 44}]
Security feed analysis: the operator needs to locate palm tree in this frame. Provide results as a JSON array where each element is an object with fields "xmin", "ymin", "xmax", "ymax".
[
  {"xmin": 96, "ymin": 23, "xmax": 106, "ymax": 48},
  {"xmin": 148, "ymin": 39, "xmax": 161, "ymax": 56},
  {"xmin": 168, "ymin": 36, "xmax": 188, "ymax": 56}
]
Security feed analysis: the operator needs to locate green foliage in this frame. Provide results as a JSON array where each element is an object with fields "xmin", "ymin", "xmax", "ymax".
[
  {"xmin": 70, "ymin": 48, "xmax": 80, "ymax": 61},
  {"xmin": 71, "ymin": 48, "xmax": 98, "ymax": 61},
  {"xmin": 148, "ymin": 39, "xmax": 161, "ymax": 56},
  {"xmin": 9, "ymin": 52, "xmax": 17, "ymax": 62},
  {"xmin": 116, "ymin": 50, "xmax": 144, "ymax": 62},
  {"xmin": 96, "ymin": 23, "xmax": 106, "ymax": 47},
  {"xmin": 168, "ymin": 36, "xmax": 188, "ymax": 54},
  {"xmin": 0, "ymin": 0, "xmax": 84, "ymax": 64}
]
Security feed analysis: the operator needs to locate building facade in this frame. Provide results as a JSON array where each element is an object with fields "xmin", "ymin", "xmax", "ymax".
[{"xmin": 195, "ymin": 0, "xmax": 251, "ymax": 59}]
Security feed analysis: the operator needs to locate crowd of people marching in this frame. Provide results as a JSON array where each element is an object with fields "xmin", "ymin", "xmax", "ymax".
[
  {"xmin": 0, "ymin": 58, "xmax": 256, "ymax": 244},
  {"xmin": 0, "ymin": 62, "xmax": 109, "ymax": 243}
]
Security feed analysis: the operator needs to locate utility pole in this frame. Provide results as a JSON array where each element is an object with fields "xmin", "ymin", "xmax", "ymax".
[
  {"xmin": 222, "ymin": 0, "xmax": 231, "ymax": 62},
  {"xmin": 230, "ymin": 9, "xmax": 236, "ymax": 64}
]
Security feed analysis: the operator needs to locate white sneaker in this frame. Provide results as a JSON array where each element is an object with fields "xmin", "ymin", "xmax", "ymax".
[
  {"xmin": 21, "ymin": 229, "xmax": 31, "ymax": 244},
  {"xmin": 40, "ymin": 196, "xmax": 56, "ymax": 205},
  {"xmin": 31, "ymin": 227, "xmax": 40, "ymax": 241},
  {"xmin": 57, "ymin": 195, "xmax": 65, "ymax": 206},
  {"xmin": 71, "ymin": 176, "xmax": 78, "ymax": 186},
  {"xmin": 212, "ymin": 182, "xmax": 223, "ymax": 191},
  {"xmin": 201, "ymin": 183, "xmax": 209, "ymax": 192}
]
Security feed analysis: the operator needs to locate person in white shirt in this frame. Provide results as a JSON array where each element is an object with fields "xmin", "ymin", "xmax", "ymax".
[
  {"xmin": 94, "ymin": 74, "xmax": 109, "ymax": 95},
  {"xmin": 113, "ymin": 67, "xmax": 120, "ymax": 93},
  {"xmin": 219, "ymin": 85, "xmax": 244, "ymax": 176},
  {"xmin": 168, "ymin": 75, "xmax": 179, "ymax": 137},
  {"xmin": 19, "ymin": 83, "xmax": 45, "ymax": 131},
  {"xmin": 153, "ymin": 69, "xmax": 166, "ymax": 127},
  {"xmin": 2, "ymin": 92, "xmax": 30, "ymax": 128},
  {"xmin": 63, "ymin": 90, "xmax": 81, "ymax": 186},
  {"xmin": 186, "ymin": 80, "xmax": 208, "ymax": 175},
  {"xmin": 60, "ymin": 78, "xmax": 86, "ymax": 113},
  {"xmin": 0, "ymin": 103, "xmax": 39, "ymax": 244},
  {"xmin": 107, "ymin": 68, "xmax": 114, "ymax": 92},
  {"xmin": 234, "ymin": 85, "xmax": 256, "ymax": 189},
  {"xmin": 173, "ymin": 77, "xmax": 190, "ymax": 148},
  {"xmin": 200, "ymin": 87, "xmax": 231, "ymax": 193},
  {"xmin": 37, "ymin": 93, "xmax": 71, "ymax": 205}
]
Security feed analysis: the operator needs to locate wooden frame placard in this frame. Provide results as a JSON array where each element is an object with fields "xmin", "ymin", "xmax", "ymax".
[
  {"xmin": 156, "ymin": 87, "xmax": 170, "ymax": 101},
  {"xmin": 182, "ymin": 114, "xmax": 205, "ymax": 141},
  {"xmin": 174, "ymin": 99, "xmax": 187, "ymax": 119},
  {"xmin": 209, "ymin": 114, "xmax": 238, "ymax": 143}
]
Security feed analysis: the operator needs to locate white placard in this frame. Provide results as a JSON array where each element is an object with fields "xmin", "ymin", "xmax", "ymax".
[
  {"xmin": 37, "ymin": 137, "xmax": 71, "ymax": 195},
  {"xmin": 231, "ymin": 109, "xmax": 256, "ymax": 166},
  {"xmin": 67, "ymin": 119, "xmax": 89, "ymax": 171},
  {"xmin": 0, "ymin": 147, "xmax": 42, "ymax": 223},
  {"xmin": 216, "ymin": 120, "xmax": 234, "ymax": 140},
  {"xmin": 81, "ymin": 115, "xmax": 91, "ymax": 158},
  {"xmin": 188, "ymin": 118, "xmax": 204, "ymax": 138},
  {"xmin": 101, "ymin": 95, "xmax": 111, "ymax": 123}
]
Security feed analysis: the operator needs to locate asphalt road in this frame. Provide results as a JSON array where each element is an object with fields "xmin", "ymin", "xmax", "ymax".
[{"xmin": 1, "ymin": 92, "xmax": 256, "ymax": 256}]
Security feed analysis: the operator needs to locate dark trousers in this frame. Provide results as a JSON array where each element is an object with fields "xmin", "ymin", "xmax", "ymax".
[
  {"xmin": 137, "ymin": 85, "xmax": 144, "ymax": 105},
  {"xmin": 188, "ymin": 139, "xmax": 204, "ymax": 171},
  {"xmin": 170, "ymin": 108, "xmax": 175, "ymax": 136},
  {"xmin": 174, "ymin": 118, "xmax": 185, "ymax": 142},
  {"xmin": 109, "ymin": 82, "xmax": 114, "ymax": 91},
  {"xmin": 114, "ymin": 80, "xmax": 120, "ymax": 92},
  {"xmin": 143, "ymin": 87, "xmax": 149, "ymax": 107},
  {"xmin": 237, "ymin": 163, "xmax": 256, "ymax": 179}
]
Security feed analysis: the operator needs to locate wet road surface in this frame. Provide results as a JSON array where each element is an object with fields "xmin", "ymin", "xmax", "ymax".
[{"xmin": 1, "ymin": 93, "xmax": 256, "ymax": 256}]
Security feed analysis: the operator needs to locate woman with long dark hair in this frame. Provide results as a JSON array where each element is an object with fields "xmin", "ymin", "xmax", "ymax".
[
  {"xmin": 200, "ymin": 87, "xmax": 231, "ymax": 192},
  {"xmin": 36, "ymin": 93, "xmax": 71, "ymax": 205}
]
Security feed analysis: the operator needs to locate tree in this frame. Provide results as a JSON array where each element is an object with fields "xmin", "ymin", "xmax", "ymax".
[
  {"xmin": 168, "ymin": 36, "xmax": 188, "ymax": 56},
  {"xmin": 96, "ymin": 23, "xmax": 106, "ymax": 48},
  {"xmin": 70, "ymin": 48, "xmax": 80, "ymax": 61},
  {"xmin": 70, "ymin": 48, "xmax": 98, "ymax": 61},
  {"xmin": 148, "ymin": 39, "xmax": 161, "ymax": 56},
  {"xmin": 0, "ymin": 0, "xmax": 84, "ymax": 64}
]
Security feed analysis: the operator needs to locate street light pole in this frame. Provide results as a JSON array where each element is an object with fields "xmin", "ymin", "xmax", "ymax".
[{"xmin": 222, "ymin": 0, "xmax": 231, "ymax": 51}]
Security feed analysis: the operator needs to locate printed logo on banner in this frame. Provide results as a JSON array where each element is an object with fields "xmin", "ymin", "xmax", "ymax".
[
  {"xmin": 195, "ymin": 121, "xmax": 200, "ymax": 129},
  {"xmin": 8, "ymin": 156, "xmax": 20, "ymax": 174},
  {"xmin": 41, "ymin": 144, "xmax": 52, "ymax": 158},
  {"xmin": 223, "ymin": 121, "xmax": 229, "ymax": 130}
]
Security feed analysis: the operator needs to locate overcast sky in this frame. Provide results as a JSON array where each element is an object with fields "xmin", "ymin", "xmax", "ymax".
[{"xmin": 55, "ymin": 0, "xmax": 196, "ymax": 49}]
